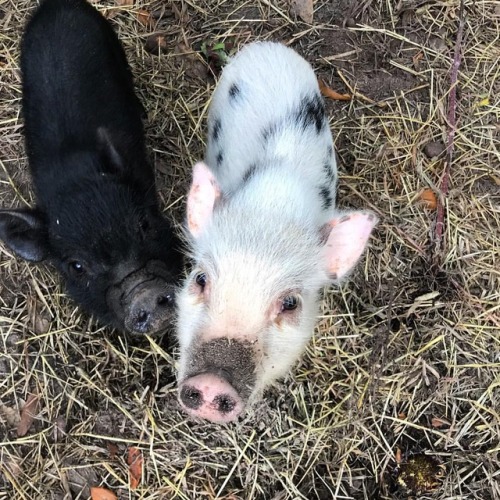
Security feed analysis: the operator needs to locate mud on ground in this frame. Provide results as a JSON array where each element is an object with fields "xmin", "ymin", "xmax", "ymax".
[{"xmin": 0, "ymin": 0, "xmax": 499, "ymax": 499}]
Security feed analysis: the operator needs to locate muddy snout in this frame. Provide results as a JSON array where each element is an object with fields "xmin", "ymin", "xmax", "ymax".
[
  {"xmin": 123, "ymin": 279, "xmax": 175, "ymax": 334},
  {"xmin": 178, "ymin": 339, "xmax": 256, "ymax": 423},
  {"xmin": 108, "ymin": 262, "xmax": 177, "ymax": 335}
]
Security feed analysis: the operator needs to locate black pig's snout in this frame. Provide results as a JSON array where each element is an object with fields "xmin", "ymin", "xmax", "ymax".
[
  {"xmin": 124, "ymin": 284, "xmax": 176, "ymax": 334},
  {"xmin": 108, "ymin": 261, "xmax": 177, "ymax": 335}
]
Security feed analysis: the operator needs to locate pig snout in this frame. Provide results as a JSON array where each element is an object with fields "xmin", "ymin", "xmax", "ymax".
[
  {"xmin": 122, "ymin": 280, "xmax": 175, "ymax": 334},
  {"xmin": 179, "ymin": 373, "xmax": 244, "ymax": 423},
  {"xmin": 108, "ymin": 261, "xmax": 177, "ymax": 335},
  {"xmin": 177, "ymin": 338, "xmax": 257, "ymax": 422}
]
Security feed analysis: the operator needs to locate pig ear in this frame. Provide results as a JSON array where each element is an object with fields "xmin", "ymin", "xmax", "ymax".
[
  {"xmin": 186, "ymin": 162, "xmax": 221, "ymax": 238},
  {"xmin": 0, "ymin": 209, "xmax": 49, "ymax": 262},
  {"xmin": 97, "ymin": 127, "xmax": 125, "ymax": 174},
  {"xmin": 322, "ymin": 211, "xmax": 378, "ymax": 280}
]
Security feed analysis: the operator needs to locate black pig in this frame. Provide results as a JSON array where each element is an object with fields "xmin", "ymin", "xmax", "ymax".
[{"xmin": 0, "ymin": 0, "xmax": 183, "ymax": 335}]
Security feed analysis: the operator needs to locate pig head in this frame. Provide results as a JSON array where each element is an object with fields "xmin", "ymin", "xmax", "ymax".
[
  {"xmin": 0, "ymin": 134, "xmax": 183, "ymax": 335},
  {"xmin": 176, "ymin": 162, "xmax": 377, "ymax": 423}
]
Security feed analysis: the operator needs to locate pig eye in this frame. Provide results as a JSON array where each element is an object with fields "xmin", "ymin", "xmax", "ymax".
[
  {"xmin": 282, "ymin": 295, "xmax": 299, "ymax": 311},
  {"xmin": 139, "ymin": 218, "xmax": 150, "ymax": 233},
  {"xmin": 68, "ymin": 260, "xmax": 86, "ymax": 277},
  {"xmin": 195, "ymin": 272, "xmax": 207, "ymax": 288}
]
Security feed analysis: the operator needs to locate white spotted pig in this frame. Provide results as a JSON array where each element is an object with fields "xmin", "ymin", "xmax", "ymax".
[{"xmin": 176, "ymin": 41, "xmax": 377, "ymax": 423}]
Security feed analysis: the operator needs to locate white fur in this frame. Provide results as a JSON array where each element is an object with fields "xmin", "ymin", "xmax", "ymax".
[{"xmin": 176, "ymin": 42, "xmax": 377, "ymax": 405}]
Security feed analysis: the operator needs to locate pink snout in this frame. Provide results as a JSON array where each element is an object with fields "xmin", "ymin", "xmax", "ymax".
[{"xmin": 178, "ymin": 373, "xmax": 244, "ymax": 423}]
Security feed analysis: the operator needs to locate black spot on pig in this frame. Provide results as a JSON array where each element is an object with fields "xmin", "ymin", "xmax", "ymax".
[
  {"xmin": 323, "ymin": 160, "xmax": 336, "ymax": 184},
  {"xmin": 228, "ymin": 83, "xmax": 241, "ymax": 100},
  {"xmin": 262, "ymin": 123, "xmax": 278, "ymax": 142},
  {"xmin": 242, "ymin": 163, "xmax": 258, "ymax": 184},
  {"xmin": 0, "ymin": 0, "xmax": 182, "ymax": 336},
  {"xmin": 319, "ymin": 185, "xmax": 333, "ymax": 210},
  {"xmin": 216, "ymin": 151, "xmax": 224, "ymax": 166},
  {"xmin": 296, "ymin": 93, "xmax": 326, "ymax": 134},
  {"xmin": 212, "ymin": 118, "xmax": 222, "ymax": 142}
]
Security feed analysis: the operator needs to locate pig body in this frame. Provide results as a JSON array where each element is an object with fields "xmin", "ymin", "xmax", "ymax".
[
  {"xmin": 0, "ymin": 0, "xmax": 182, "ymax": 335},
  {"xmin": 177, "ymin": 42, "xmax": 377, "ymax": 423}
]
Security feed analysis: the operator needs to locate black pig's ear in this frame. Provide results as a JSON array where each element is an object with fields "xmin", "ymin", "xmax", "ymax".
[
  {"xmin": 96, "ymin": 127, "xmax": 125, "ymax": 175},
  {"xmin": 0, "ymin": 209, "xmax": 49, "ymax": 262}
]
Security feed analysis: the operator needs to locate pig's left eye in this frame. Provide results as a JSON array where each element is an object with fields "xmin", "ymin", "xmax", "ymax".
[
  {"xmin": 68, "ymin": 260, "xmax": 86, "ymax": 277},
  {"xmin": 195, "ymin": 272, "xmax": 207, "ymax": 288},
  {"xmin": 282, "ymin": 295, "xmax": 299, "ymax": 311},
  {"xmin": 139, "ymin": 218, "xmax": 150, "ymax": 233}
]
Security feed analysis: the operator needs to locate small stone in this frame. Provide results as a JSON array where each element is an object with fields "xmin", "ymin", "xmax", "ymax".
[
  {"xmin": 428, "ymin": 35, "xmax": 447, "ymax": 52},
  {"xmin": 423, "ymin": 141, "xmax": 445, "ymax": 158},
  {"xmin": 34, "ymin": 315, "xmax": 50, "ymax": 335},
  {"xmin": 345, "ymin": 17, "xmax": 357, "ymax": 28}
]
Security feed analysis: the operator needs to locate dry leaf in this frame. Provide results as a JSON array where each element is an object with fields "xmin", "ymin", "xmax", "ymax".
[
  {"xmin": 290, "ymin": 0, "xmax": 314, "ymax": 24},
  {"xmin": 395, "ymin": 448, "xmax": 402, "ymax": 464},
  {"xmin": 127, "ymin": 446, "xmax": 143, "ymax": 490},
  {"xmin": 412, "ymin": 51, "xmax": 423, "ymax": 70},
  {"xmin": 491, "ymin": 175, "xmax": 500, "ymax": 186},
  {"xmin": 431, "ymin": 417, "xmax": 450, "ymax": 428},
  {"xmin": 145, "ymin": 33, "xmax": 167, "ymax": 54},
  {"xmin": 116, "ymin": 0, "xmax": 133, "ymax": 5},
  {"xmin": 318, "ymin": 79, "xmax": 351, "ymax": 101},
  {"xmin": 136, "ymin": 9, "xmax": 154, "ymax": 27},
  {"xmin": 16, "ymin": 393, "xmax": 39, "ymax": 437},
  {"xmin": 477, "ymin": 96, "xmax": 490, "ymax": 107},
  {"xmin": 419, "ymin": 188, "xmax": 437, "ymax": 210},
  {"xmin": 90, "ymin": 487, "xmax": 118, "ymax": 500},
  {"xmin": 107, "ymin": 443, "xmax": 119, "ymax": 459}
]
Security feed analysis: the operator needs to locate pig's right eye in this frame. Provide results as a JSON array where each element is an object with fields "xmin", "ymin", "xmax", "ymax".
[
  {"xmin": 195, "ymin": 272, "xmax": 207, "ymax": 288},
  {"xmin": 68, "ymin": 261, "xmax": 86, "ymax": 277}
]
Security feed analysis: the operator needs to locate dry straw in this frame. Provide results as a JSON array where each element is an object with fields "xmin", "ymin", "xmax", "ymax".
[{"xmin": 0, "ymin": 0, "xmax": 499, "ymax": 498}]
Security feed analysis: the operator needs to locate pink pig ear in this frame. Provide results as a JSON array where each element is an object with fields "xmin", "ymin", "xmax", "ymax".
[
  {"xmin": 322, "ymin": 211, "xmax": 378, "ymax": 280},
  {"xmin": 187, "ymin": 162, "xmax": 221, "ymax": 238}
]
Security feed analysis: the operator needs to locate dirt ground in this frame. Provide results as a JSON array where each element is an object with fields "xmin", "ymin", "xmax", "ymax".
[{"xmin": 1, "ymin": 0, "xmax": 499, "ymax": 499}]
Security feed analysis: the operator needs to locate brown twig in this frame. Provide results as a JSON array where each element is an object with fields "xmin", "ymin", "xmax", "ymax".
[{"xmin": 434, "ymin": 0, "xmax": 466, "ymax": 253}]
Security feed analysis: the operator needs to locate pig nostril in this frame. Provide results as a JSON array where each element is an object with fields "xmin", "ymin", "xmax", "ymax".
[
  {"xmin": 136, "ymin": 310, "xmax": 149, "ymax": 326},
  {"xmin": 214, "ymin": 394, "xmax": 236, "ymax": 414},
  {"xmin": 180, "ymin": 386, "xmax": 203, "ymax": 410},
  {"xmin": 156, "ymin": 294, "xmax": 173, "ymax": 307}
]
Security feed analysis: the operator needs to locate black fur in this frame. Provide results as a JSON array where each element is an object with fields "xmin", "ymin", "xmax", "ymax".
[
  {"xmin": 319, "ymin": 185, "xmax": 333, "ymax": 210},
  {"xmin": 228, "ymin": 83, "xmax": 241, "ymax": 100},
  {"xmin": 295, "ymin": 93, "xmax": 326, "ymax": 134},
  {"xmin": 216, "ymin": 151, "xmax": 224, "ymax": 167},
  {"xmin": 242, "ymin": 164, "xmax": 258, "ymax": 184},
  {"xmin": 212, "ymin": 118, "xmax": 222, "ymax": 142},
  {"xmin": 323, "ymin": 160, "xmax": 336, "ymax": 184},
  {"xmin": 262, "ymin": 123, "xmax": 278, "ymax": 142},
  {"xmin": 0, "ymin": 0, "xmax": 182, "ymax": 335}
]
